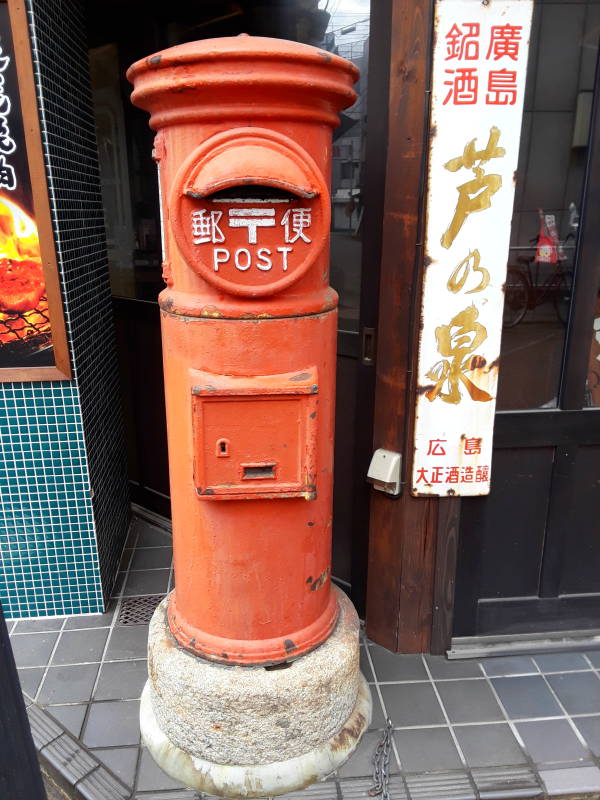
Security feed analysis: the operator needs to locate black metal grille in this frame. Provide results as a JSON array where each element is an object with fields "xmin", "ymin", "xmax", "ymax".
[
  {"xmin": 0, "ymin": 296, "xmax": 51, "ymax": 342},
  {"xmin": 118, "ymin": 594, "xmax": 164, "ymax": 625}
]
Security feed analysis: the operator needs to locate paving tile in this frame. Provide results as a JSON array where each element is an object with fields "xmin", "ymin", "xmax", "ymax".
[
  {"xmin": 404, "ymin": 771, "xmax": 475, "ymax": 799},
  {"xmin": 540, "ymin": 764, "xmax": 600, "ymax": 795},
  {"xmin": 546, "ymin": 671, "xmax": 600, "ymax": 715},
  {"xmin": 12, "ymin": 617, "xmax": 65, "ymax": 633},
  {"xmin": 369, "ymin": 688, "xmax": 387, "ymax": 729},
  {"xmin": 130, "ymin": 547, "xmax": 172, "ymax": 571},
  {"xmin": 17, "ymin": 666, "xmax": 45, "ymax": 698},
  {"xmin": 339, "ymin": 777, "xmax": 407, "ymax": 800},
  {"xmin": 92, "ymin": 746, "xmax": 139, "ymax": 788},
  {"xmin": 437, "ymin": 679, "xmax": 503, "ymax": 724},
  {"xmin": 64, "ymin": 610, "xmax": 115, "ymax": 629},
  {"xmin": 533, "ymin": 653, "xmax": 590, "ymax": 673},
  {"xmin": 46, "ymin": 704, "xmax": 88, "ymax": 739},
  {"xmin": 10, "ymin": 631, "xmax": 59, "ymax": 667},
  {"xmin": 454, "ymin": 724, "xmax": 528, "ymax": 768},
  {"xmin": 360, "ymin": 646, "xmax": 374, "ymax": 682},
  {"xmin": 119, "ymin": 549, "xmax": 134, "ymax": 571},
  {"xmin": 82, "ymin": 700, "xmax": 141, "ymax": 747},
  {"xmin": 38, "ymin": 663, "xmax": 100, "ymax": 704},
  {"xmin": 584, "ymin": 651, "xmax": 600, "ymax": 668},
  {"xmin": 425, "ymin": 655, "xmax": 483, "ymax": 680},
  {"xmin": 491, "ymin": 676, "xmax": 562, "ymax": 719},
  {"xmin": 368, "ymin": 645, "xmax": 428, "ymax": 682},
  {"xmin": 77, "ymin": 766, "xmax": 130, "ymax": 800},
  {"xmin": 41, "ymin": 733, "xmax": 97, "ymax": 784},
  {"xmin": 123, "ymin": 569, "xmax": 170, "ymax": 597},
  {"xmin": 94, "ymin": 659, "xmax": 148, "ymax": 700},
  {"xmin": 517, "ymin": 719, "xmax": 591, "ymax": 764},
  {"xmin": 286, "ymin": 779, "xmax": 338, "ymax": 800},
  {"xmin": 394, "ymin": 727, "xmax": 462, "ymax": 772},
  {"xmin": 380, "ymin": 682, "xmax": 445, "ymax": 727},
  {"xmin": 471, "ymin": 765, "xmax": 542, "ymax": 799},
  {"xmin": 50, "ymin": 628, "xmax": 109, "ymax": 665},
  {"xmin": 481, "ymin": 657, "xmax": 537, "ymax": 678},
  {"xmin": 136, "ymin": 524, "xmax": 172, "ymax": 547},
  {"xmin": 137, "ymin": 746, "xmax": 186, "ymax": 790},
  {"xmin": 27, "ymin": 703, "xmax": 62, "ymax": 749},
  {"xmin": 573, "ymin": 715, "xmax": 600, "ymax": 756},
  {"xmin": 112, "ymin": 573, "xmax": 127, "ymax": 596},
  {"xmin": 105, "ymin": 624, "xmax": 149, "ymax": 660},
  {"xmin": 338, "ymin": 730, "xmax": 398, "ymax": 777}
]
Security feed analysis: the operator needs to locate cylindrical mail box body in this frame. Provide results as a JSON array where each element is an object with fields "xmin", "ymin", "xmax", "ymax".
[{"xmin": 128, "ymin": 36, "xmax": 358, "ymax": 666}]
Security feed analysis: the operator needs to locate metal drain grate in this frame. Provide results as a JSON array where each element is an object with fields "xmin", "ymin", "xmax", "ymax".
[{"xmin": 118, "ymin": 594, "xmax": 165, "ymax": 625}]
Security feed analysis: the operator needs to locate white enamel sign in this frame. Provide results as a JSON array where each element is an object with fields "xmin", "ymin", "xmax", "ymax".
[{"xmin": 412, "ymin": 0, "xmax": 533, "ymax": 496}]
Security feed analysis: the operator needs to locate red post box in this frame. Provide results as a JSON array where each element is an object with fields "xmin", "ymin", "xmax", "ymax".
[{"xmin": 128, "ymin": 35, "xmax": 371, "ymax": 797}]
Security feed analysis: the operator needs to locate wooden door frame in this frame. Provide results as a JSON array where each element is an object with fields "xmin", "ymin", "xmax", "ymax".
[{"xmin": 363, "ymin": 0, "xmax": 458, "ymax": 654}]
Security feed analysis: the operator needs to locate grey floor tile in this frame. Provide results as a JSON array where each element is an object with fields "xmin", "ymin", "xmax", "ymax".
[
  {"xmin": 106, "ymin": 624, "xmax": 149, "ymax": 660},
  {"xmin": 425, "ymin": 655, "xmax": 482, "ymax": 680},
  {"xmin": 574, "ymin": 715, "xmax": 600, "ymax": 756},
  {"xmin": 17, "ymin": 666, "xmax": 45, "ymax": 698},
  {"xmin": 404, "ymin": 771, "xmax": 474, "ymax": 800},
  {"xmin": 82, "ymin": 700, "xmax": 141, "ymax": 748},
  {"xmin": 12, "ymin": 617, "xmax": 65, "ymax": 633},
  {"xmin": 546, "ymin": 671, "xmax": 600, "ymax": 715},
  {"xmin": 534, "ymin": 653, "xmax": 590, "ymax": 673},
  {"xmin": 394, "ymin": 727, "xmax": 462, "ymax": 772},
  {"xmin": 338, "ymin": 730, "xmax": 397, "ymax": 778},
  {"xmin": 491, "ymin": 676, "xmax": 562, "ymax": 719},
  {"xmin": 47, "ymin": 704, "xmax": 88, "ymax": 739},
  {"xmin": 368, "ymin": 646, "xmax": 428, "ymax": 682},
  {"xmin": 471, "ymin": 765, "xmax": 542, "ymax": 799},
  {"xmin": 38, "ymin": 663, "xmax": 100, "ymax": 704},
  {"xmin": 92, "ymin": 746, "xmax": 139, "ymax": 788},
  {"xmin": 369, "ymin": 689, "xmax": 387, "ymax": 729},
  {"xmin": 27, "ymin": 703, "xmax": 62, "ymax": 749},
  {"xmin": 517, "ymin": 719, "xmax": 591, "ymax": 764},
  {"xmin": 41, "ymin": 733, "xmax": 97, "ymax": 784},
  {"xmin": 119, "ymin": 549, "xmax": 134, "ymax": 571},
  {"xmin": 585, "ymin": 651, "xmax": 600, "ymax": 668},
  {"xmin": 137, "ymin": 746, "xmax": 186, "ymax": 790},
  {"xmin": 64, "ymin": 610, "xmax": 115, "ymax": 629},
  {"xmin": 136, "ymin": 524, "xmax": 172, "ymax": 547},
  {"xmin": 454, "ymin": 724, "xmax": 528, "ymax": 768},
  {"xmin": 380, "ymin": 683, "xmax": 445, "ymax": 727},
  {"xmin": 51, "ymin": 628, "xmax": 109, "ymax": 665},
  {"xmin": 437, "ymin": 679, "xmax": 503, "ymax": 724},
  {"xmin": 339, "ymin": 777, "xmax": 406, "ymax": 800},
  {"xmin": 360, "ymin": 646, "xmax": 374, "ymax": 683},
  {"xmin": 123, "ymin": 569, "xmax": 170, "ymax": 597},
  {"xmin": 77, "ymin": 766, "xmax": 130, "ymax": 800},
  {"xmin": 481, "ymin": 657, "xmax": 537, "ymax": 677},
  {"xmin": 112, "ymin": 573, "xmax": 127, "ymax": 597},
  {"xmin": 130, "ymin": 547, "xmax": 172, "ymax": 571},
  {"xmin": 10, "ymin": 631, "xmax": 59, "ymax": 667},
  {"xmin": 540, "ymin": 764, "xmax": 600, "ymax": 795},
  {"xmin": 95, "ymin": 659, "xmax": 148, "ymax": 701}
]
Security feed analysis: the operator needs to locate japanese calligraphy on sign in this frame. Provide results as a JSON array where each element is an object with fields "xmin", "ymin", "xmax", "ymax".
[{"xmin": 411, "ymin": 0, "xmax": 532, "ymax": 497}]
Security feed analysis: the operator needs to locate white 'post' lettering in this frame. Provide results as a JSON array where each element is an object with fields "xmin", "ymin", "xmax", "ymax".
[
  {"xmin": 213, "ymin": 248, "xmax": 230, "ymax": 271},
  {"xmin": 277, "ymin": 247, "xmax": 292, "ymax": 271},
  {"xmin": 256, "ymin": 248, "xmax": 272, "ymax": 271},
  {"xmin": 234, "ymin": 248, "xmax": 252, "ymax": 271}
]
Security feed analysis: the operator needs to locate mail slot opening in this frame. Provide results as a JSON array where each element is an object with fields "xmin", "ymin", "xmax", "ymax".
[
  {"xmin": 207, "ymin": 186, "xmax": 296, "ymax": 203},
  {"xmin": 243, "ymin": 464, "xmax": 276, "ymax": 480}
]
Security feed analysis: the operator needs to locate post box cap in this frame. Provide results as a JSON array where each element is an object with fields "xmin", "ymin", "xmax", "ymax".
[{"xmin": 128, "ymin": 35, "xmax": 358, "ymax": 129}]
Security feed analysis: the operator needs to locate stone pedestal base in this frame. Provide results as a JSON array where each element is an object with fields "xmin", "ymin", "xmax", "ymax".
[{"xmin": 140, "ymin": 588, "xmax": 371, "ymax": 797}]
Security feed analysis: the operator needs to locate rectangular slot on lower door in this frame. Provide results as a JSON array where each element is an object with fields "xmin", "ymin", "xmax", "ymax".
[{"xmin": 243, "ymin": 463, "xmax": 276, "ymax": 480}]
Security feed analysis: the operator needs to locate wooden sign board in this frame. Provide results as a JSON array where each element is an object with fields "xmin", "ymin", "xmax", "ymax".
[{"xmin": 0, "ymin": 0, "xmax": 70, "ymax": 381}]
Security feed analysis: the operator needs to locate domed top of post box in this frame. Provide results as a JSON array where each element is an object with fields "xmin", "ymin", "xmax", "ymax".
[{"xmin": 127, "ymin": 34, "xmax": 359, "ymax": 130}]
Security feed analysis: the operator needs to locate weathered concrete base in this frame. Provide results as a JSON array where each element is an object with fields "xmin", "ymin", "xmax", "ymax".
[{"xmin": 141, "ymin": 587, "xmax": 371, "ymax": 797}]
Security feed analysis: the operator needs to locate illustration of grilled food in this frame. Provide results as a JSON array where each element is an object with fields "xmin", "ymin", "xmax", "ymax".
[{"xmin": 0, "ymin": 257, "xmax": 44, "ymax": 312}]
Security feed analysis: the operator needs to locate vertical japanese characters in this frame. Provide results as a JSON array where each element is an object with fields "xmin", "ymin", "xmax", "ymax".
[{"xmin": 411, "ymin": 0, "xmax": 532, "ymax": 496}]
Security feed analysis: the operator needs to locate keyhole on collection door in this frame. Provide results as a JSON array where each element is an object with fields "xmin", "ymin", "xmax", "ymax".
[{"xmin": 217, "ymin": 438, "xmax": 230, "ymax": 457}]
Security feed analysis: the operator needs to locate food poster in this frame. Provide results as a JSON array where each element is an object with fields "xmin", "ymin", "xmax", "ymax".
[{"xmin": 0, "ymin": 2, "xmax": 55, "ymax": 370}]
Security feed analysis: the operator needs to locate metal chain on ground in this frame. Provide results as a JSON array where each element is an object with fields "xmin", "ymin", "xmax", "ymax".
[{"xmin": 368, "ymin": 716, "xmax": 393, "ymax": 800}]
